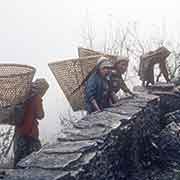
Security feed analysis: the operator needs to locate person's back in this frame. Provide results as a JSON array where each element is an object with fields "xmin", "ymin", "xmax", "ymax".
[
  {"xmin": 139, "ymin": 47, "xmax": 171, "ymax": 87},
  {"xmin": 14, "ymin": 94, "xmax": 44, "ymax": 167},
  {"xmin": 15, "ymin": 95, "xmax": 44, "ymax": 138},
  {"xmin": 13, "ymin": 78, "xmax": 48, "ymax": 167}
]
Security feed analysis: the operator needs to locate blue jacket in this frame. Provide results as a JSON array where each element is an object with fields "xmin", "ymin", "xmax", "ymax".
[{"xmin": 84, "ymin": 72, "xmax": 110, "ymax": 113}]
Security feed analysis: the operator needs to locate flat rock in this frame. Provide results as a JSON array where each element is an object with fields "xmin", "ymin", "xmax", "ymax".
[
  {"xmin": 42, "ymin": 140, "xmax": 97, "ymax": 154},
  {"xmin": 58, "ymin": 111, "xmax": 122, "ymax": 141},
  {"xmin": 3, "ymin": 91, "xmax": 180, "ymax": 180},
  {"xmin": 0, "ymin": 168, "xmax": 71, "ymax": 180},
  {"xmin": 18, "ymin": 151, "xmax": 82, "ymax": 170}
]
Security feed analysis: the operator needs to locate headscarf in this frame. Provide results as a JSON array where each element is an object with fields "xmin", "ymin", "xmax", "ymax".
[
  {"xmin": 31, "ymin": 78, "xmax": 49, "ymax": 97},
  {"xmin": 114, "ymin": 56, "xmax": 129, "ymax": 65},
  {"xmin": 96, "ymin": 56, "xmax": 113, "ymax": 70}
]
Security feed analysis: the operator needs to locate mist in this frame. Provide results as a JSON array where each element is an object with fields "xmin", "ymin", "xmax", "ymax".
[{"xmin": 0, "ymin": 0, "xmax": 180, "ymax": 141}]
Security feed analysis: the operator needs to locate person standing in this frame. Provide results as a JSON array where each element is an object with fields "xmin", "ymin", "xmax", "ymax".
[
  {"xmin": 13, "ymin": 78, "xmax": 49, "ymax": 167},
  {"xmin": 138, "ymin": 47, "xmax": 171, "ymax": 87}
]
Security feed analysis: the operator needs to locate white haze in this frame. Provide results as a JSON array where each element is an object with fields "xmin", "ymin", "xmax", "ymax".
[{"xmin": 0, "ymin": 0, "xmax": 180, "ymax": 141}]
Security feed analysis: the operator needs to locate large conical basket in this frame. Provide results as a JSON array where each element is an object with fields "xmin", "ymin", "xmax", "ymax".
[
  {"xmin": 48, "ymin": 55, "xmax": 103, "ymax": 111},
  {"xmin": 78, "ymin": 47, "xmax": 116, "ymax": 60},
  {"xmin": 139, "ymin": 47, "xmax": 171, "ymax": 81},
  {"xmin": 140, "ymin": 46, "xmax": 171, "ymax": 64},
  {"xmin": 0, "ymin": 64, "xmax": 36, "ymax": 108}
]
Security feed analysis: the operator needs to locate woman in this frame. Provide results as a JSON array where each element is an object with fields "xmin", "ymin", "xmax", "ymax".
[
  {"xmin": 13, "ymin": 78, "xmax": 49, "ymax": 167},
  {"xmin": 84, "ymin": 57, "xmax": 113, "ymax": 113},
  {"xmin": 109, "ymin": 56, "xmax": 134, "ymax": 103}
]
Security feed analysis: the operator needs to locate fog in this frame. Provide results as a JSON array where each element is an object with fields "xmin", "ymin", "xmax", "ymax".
[{"xmin": 0, "ymin": 0, "xmax": 180, "ymax": 141}]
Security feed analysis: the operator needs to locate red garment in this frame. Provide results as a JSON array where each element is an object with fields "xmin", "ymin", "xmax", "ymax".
[{"xmin": 16, "ymin": 95, "xmax": 44, "ymax": 138}]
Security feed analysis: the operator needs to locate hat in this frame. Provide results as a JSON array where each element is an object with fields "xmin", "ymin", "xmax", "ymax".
[
  {"xmin": 31, "ymin": 78, "xmax": 49, "ymax": 97},
  {"xmin": 115, "ymin": 56, "xmax": 129, "ymax": 64},
  {"xmin": 96, "ymin": 57, "xmax": 113, "ymax": 69}
]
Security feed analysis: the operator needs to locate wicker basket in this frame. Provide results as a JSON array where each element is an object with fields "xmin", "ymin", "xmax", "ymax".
[
  {"xmin": 141, "ymin": 46, "xmax": 171, "ymax": 63},
  {"xmin": 0, "ymin": 64, "xmax": 36, "ymax": 108},
  {"xmin": 78, "ymin": 47, "xmax": 116, "ymax": 60},
  {"xmin": 139, "ymin": 47, "xmax": 170, "ymax": 82},
  {"xmin": 49, "ymin": 55, "xmax": 103, "ymax": 111}
]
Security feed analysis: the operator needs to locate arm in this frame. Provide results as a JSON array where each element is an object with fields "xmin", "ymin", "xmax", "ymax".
[
  {"xmin": 13, "ymin": 103, "xmax": 25, "ymax": 125},
  {"xmin": 85, "ymin": 75, "xmax": 101, "ymax": 111},
  {"xmin": 0, "ymin": 107, "xmax": 12, "ymax": 124},
  {"xmin": 91, "ymin": 99, "xmax": 101, "ymax": 112},
  {"xmin": 119, "ymin": 76, "xmax": 134, "ymax": 95},
  {"xmin": 156, "ymin": 71, "xmax": 162, "ymax": 82},
  {"xmin": 159, "ymin": 62, "xmax": 170, "ymax": 82},
  {"xmin": 0, "ymin": 104, "xmax": 25, "ymax": 125},
  {"xmin": 109, "ymin": 91, "xmax": 119, "ymax": 104},
  {"xmin": 34, "ymin": 95, "xmax": 44, "ymax": 120}
]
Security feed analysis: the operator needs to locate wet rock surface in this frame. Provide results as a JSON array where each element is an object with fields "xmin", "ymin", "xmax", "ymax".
[{"xmin": 1, "ymin": 86, "xmax": 180, "ymax": 180}]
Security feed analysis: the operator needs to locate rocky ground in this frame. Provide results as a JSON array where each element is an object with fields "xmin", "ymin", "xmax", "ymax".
[{"xmin": 1, "ymin": 85, "xmax": 180, "ymax": 180}]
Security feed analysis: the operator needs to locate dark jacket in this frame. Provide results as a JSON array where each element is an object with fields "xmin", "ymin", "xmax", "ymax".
[
  {"xmin": 15, "ymin": 95, "xmax": 44, "ymax": 138},
  {"xmin": 84, "ymin": 72, "xmax": 110, "ymax": 113},
  {"xmin": 109, "ymin": 70, "xmax": 132, "ymax": 94}
]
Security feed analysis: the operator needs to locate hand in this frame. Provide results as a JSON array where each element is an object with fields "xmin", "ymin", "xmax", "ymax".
[
  {"xmin": 36, "ymin": 111, "xmax": 44, "ymax": 120},
  {"xmin": 132, "ymin": 93, "xmax": 141, "ymax": 99},
  {"xmin": 131, "ymin": 92, "xmax": 139, "ymax": 97},
  {"xmin": 124, "ymin": 92, "xmax": 135, "ymax": 97},
  {"xmin": 112, "ymin": 93, "xmax": 119, "ymax": 103},
  {"xmin": 111, "ymin": 102, "xmax": 122, "ymax": 107},
  {"xmin": 91, "ymin": 99, "xmax": 102, "ymax": 112},
  {"xmin": 92, "ymin": 109, "xmax": 102, "ymax": 114}
]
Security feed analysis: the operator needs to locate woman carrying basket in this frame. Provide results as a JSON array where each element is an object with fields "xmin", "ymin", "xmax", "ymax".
[
  {"xmin": 84, "ymin": 57, "xmax": 113, "ymax": 113},
  {"xmin": 13, "ymin": 78, "xmax": 49, "ymax": 167}
]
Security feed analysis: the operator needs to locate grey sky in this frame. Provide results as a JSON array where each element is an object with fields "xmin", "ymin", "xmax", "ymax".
[{"xmin": 0, "ymin": 0, "xmax": 180, "ymax": 140}]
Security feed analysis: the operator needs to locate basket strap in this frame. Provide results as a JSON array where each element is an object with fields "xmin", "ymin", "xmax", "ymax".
[{"xmin": 70, "ymin": 67, "xmax": 96, "ymax": 96}]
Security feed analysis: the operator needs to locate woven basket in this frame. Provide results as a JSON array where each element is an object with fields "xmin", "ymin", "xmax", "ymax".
[
  {"xmin": 78, "ymin": 47, "xmax": 116, "ymax": 60},
  {"xmin": 139, "ymin": 47, "xmax": 170, "ymax": 83},
  {"xmin": 0, "ymin": 64, "xmax": 36, "ymax": 108},
  {"xmin": 49, "ymin": 55, "xmax": 103, "ymax": 111},
  {"xmin": 141, "ymin": 46, "xmax": 170, "ymax": 63}
]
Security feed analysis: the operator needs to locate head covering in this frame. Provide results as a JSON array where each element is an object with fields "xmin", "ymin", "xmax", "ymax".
[
  {"xmin": 31, "ymin": 78, "xmax": 49, "ymax": 97},
  {"xmin": 114, "ymin": 56, "xmax": 129, "ymax": 65},
  {"xmin": 96, "ymin": 56, "xmax": 113, "ymax": 69}
]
